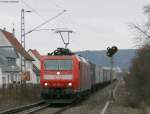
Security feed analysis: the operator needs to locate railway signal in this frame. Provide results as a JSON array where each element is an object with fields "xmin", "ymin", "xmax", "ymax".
[
  {"xmin": 107, "ymin": 46, "xmax": 118, "ymax": 57},
  {"xmin": 106, "ymin": 46, "xmax": 118, "ymax": 101}
]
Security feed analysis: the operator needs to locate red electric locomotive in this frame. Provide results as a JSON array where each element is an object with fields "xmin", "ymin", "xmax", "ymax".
[{"xmin": 40, "ymin": 48, "xmax": 91, "ymax": 103}]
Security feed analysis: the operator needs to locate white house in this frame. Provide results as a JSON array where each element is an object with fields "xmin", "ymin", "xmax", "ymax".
[
  {"xmin": 28, "ymin": 49, "xmax": 40, "ymax": 69},
  {"xmin": 0, "ymin": 29, "xmax": 37, "ymax": 87},
  {"xmin": 28, "ymin": 49, "xmax": 41, "ymax": 83}
]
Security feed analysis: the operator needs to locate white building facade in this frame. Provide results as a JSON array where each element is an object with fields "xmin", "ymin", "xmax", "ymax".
[
  {"xmin": 28, "ymin": 49, "xmax": 41, "ymax": 84},
  {"xmin": 0, "ymin": 29, "xmax": 37, "ymax": 87}
]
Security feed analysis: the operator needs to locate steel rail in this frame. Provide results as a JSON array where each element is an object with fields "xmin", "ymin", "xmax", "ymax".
[
  {"xmin": 0, "ymin": 100, "xmax": 46, "ymax": 114},
  {"xmin": 15, "ymin": 104, "xmax": 49, "ymax": 114}
]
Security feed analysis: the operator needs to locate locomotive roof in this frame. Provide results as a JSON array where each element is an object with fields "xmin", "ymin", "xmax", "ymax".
[
  {"xmin": 41, "ymin": 55, "xmax": 73, "ymax": 59},
  {"xmin": 41, "ymin": 54, "xmax": 89, "ymax": 63}
]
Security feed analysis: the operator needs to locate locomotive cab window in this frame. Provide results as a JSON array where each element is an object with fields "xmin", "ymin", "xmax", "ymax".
[{"xmin": 44, "ymin": 60, "xmax": 72, "ymax": 70}]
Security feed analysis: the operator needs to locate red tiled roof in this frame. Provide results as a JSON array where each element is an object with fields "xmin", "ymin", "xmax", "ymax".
[
  {"xmin": 28, "ymin": 49, "xmax": 41, "ymax": 60},
  {"xmin": 1, "ymin": 30, "xmax": 34, "ymax": 61}
]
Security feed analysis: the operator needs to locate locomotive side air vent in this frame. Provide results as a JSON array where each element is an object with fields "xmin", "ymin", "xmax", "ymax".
[{"xmin": 48, "ymin": 48, "xmax": 74, "ymax": 56}]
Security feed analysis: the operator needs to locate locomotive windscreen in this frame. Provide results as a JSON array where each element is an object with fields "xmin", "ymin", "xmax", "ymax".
[{"xmin": 44, "ymin": 60, "xmax": 72, "ymax": 70}]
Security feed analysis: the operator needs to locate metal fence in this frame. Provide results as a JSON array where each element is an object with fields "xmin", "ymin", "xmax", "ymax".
[{"xmin": 0, "ymin": 83, "xmax": 41, "ymax": 111}]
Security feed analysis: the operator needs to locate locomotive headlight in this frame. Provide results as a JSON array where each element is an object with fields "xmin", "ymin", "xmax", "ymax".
[
  {"xmin": 57, "ymin": 71, "xmax": 60, "ymax": 75},
  {"xmin": 68, "ymin": 82, "xmax": 72, "ymax": 86},
  {"xmin": 44, "ymin": 82, "xmax": 48, "ymax": 86}
]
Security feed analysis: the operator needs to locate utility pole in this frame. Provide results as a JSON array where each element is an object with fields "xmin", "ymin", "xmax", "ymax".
[
  {"xmin": 110, "ymin": 56, "xmax": 114, "ymax": 100},
  {"xmin": 21, "ymin": 9, "xmax": 31, "ymax": 72},
  {"xmin": 21, "ymin": 9, "xmax": 25, "ymax": 72},
  {"xmin": 55, "ymin": 30, "xmax": 73, "ymax": 49}
]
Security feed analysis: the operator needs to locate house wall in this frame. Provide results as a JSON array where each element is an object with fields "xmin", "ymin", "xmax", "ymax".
[
  {"xmin": 26, "ymin": 60, "xmax": 33, "ymax": 71},
  {"xmin": 16, "ymin": 54, "xmax": 33, "ymax": 71},
  {"xmin": 26, "ymin": 61, "xmax": 39, "ymax": 84},
  {"xmin": 27, "ymin": 70, "xmax": 38, "ymax": 84},
  {"xmin": 0, "ymin": 31, "xmax": 13, "ymax": 87},
  {"xmin": 0, "ymin": 72, "xmax": 20, "ymax": 88},
  {"xmin": 16, "ymin": 54, "xmax": 39, "ymax": 84},
  {"xmin": 2, "ymin": 72, "xmax": 20, "ymax": 84},
  {"xmin": 16, "ymin": 53, "xmax": 22, "ymax": 70},
  {"xmin": 28, "ymin": 51, "xmax": 40, "ymax": 84},
  {"xmin": 28, "ymin": 51, "xmax": 40, "ymax": 69},
  {"xmin": 0, "ymin": 31, "xmax": 38, "ymax": 85}
]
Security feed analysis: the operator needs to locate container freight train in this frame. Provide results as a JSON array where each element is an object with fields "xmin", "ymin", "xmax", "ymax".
[{"xmin": 40, "ymin": 48, "xmax": 117, "ymax": 103}]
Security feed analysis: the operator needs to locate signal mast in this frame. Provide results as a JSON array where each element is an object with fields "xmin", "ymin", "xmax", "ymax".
[{"xmin": 106, "ymin": 46, "xmax": 118, "ymax": 101}]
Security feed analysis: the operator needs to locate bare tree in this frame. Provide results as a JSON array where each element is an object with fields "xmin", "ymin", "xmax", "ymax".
[{"xmin": 126, "ymin": 5, "xmax": 150, "ymax": 107}]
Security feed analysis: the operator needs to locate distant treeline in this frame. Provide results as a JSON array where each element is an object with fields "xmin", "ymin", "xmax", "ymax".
[{"xmin": 76, "ymin": 49, "xmax": 137, "ymax": 70}]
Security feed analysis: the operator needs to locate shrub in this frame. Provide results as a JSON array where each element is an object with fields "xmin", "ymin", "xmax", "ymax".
[{"xmin": 125, "ymin": 45, "xmax": 150, "ymax": 107}]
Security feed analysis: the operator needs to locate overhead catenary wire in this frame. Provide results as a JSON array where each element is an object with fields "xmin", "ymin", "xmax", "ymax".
[
  {"xmin": 25, "ymin": 10, "xmax": 67, "ymax": 36},
  {"xmin": 32, "ymin": 28, "xmax": 68, "ymax": 31},
  {"xmin": 0, "ymin": 0, "xmax": 19, "ymax": 3},
  {"xmin": 49, "ymin": 0, "xmax": 64, "ymax": 11},
  {"xmin": 20, "ymin": 0, "xmax": 46, "ymax": 21},
  {"xmin": 51, "ymin": 0, "xmax": 81, "ymax": 36},
  {"xmin": 45, "ymin": 0, "xmax": 78, "ymax": 32},
  {"xmin": 46, "ymin": 0, "xmax": 67, "ymax": 28},
  {"xmin": 46, "ymin": 0, "xmax": 82, "ymax": 49},
  {"xmin": 20, "ymin": 0, "xmax": 69, "ymax": 35},
  {"xmin": 21, "ymin": 0, "xmax": 77, "ymax": 36},
  {"xmin": 20, "ymin": 0, "xmax": 79, "ymax": 49},
  {"xmin": 21, "ymin": 0, "xmax": 67, "ymax": 24}
]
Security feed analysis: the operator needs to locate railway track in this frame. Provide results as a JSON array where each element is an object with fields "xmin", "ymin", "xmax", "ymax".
[
  {"xmin": 0, "ymin": 100, "xmax": 49, "ymax": 114},
  {"xmin": 0, "ymin": 99, "xmax": 81, "ymax": 114},
  {"xmin": 53, "ymin": 101, "xmax": 80, "ymax": 114},
  {"xmin": 36, "ymin": 84, "xmax": 110, "ymax": 114},
  {"xmin": 0, "ymin": 83, "xmax": 115, "ymax": 114},
  {"xmin": 35, "ymin": 98, "xmax": 83, "ymax": 114},
  {"xmin": 53, "ymin": 81, "xmax": 118, "ymax": 114}
]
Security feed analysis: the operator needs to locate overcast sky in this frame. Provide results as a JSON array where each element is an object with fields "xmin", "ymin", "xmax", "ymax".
[{"xmin": 0, "ymin": 0, "xmax": 149, "ymax": 54}]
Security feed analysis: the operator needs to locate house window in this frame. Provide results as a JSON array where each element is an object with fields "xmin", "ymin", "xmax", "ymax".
[{"xmin": 7, "ymin": 57, "xmax": 16, "ymax": 66}]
